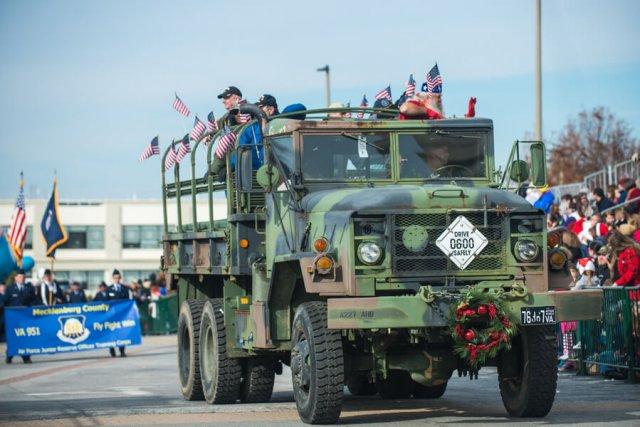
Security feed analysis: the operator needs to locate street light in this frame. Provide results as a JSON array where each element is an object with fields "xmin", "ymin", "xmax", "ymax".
[
  {"xmin": 535, "ymin": 0, "xmax": 542, "ymax": 141},
  {"xmin": 317, "ymin": 65, "xmax": 331, "ymax": 107}
]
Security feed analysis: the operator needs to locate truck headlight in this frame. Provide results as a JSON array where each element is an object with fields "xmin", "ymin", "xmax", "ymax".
[
  {"xmin": 357, "ymin": 242, "xmax": 383, "ymax": 265},
  {"xmin": 514, "ymin": 239, "xmax": 539, "ymax": 262}
]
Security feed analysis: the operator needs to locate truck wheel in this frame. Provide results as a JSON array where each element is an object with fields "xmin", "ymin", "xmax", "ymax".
[
  {"xmin": 177, "ymin": 299, "xmax": 205, "ymax": 401},
  {"xmin": 347, "ymin": 374, "xmax": 377, "ymax": 396},
  {"xmin": 376, "ymin": 370, "xmax": 413, "ymax": 399},
  {"xmin": 413, "ymin": 381, "xmax": 447, "ymax": 399},
  {"xmin": 291, "ymin": 302, "xmax": 344, "ymax": 424},
  {"xmin": 240, "ymin": 359, "xmax": 276, "ymax": 403},
  {"xmin": 199, "ymin": 299, "xmax": 242, "ymax": 404},
  {"xmin": 498, "ymin": 325, "xmax": 557, "ymax": 417}
]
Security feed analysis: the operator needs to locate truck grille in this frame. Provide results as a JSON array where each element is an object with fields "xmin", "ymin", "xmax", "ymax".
[{"xmin": 391, "ymin": 212, "xmax": 506, "ymax": 276}]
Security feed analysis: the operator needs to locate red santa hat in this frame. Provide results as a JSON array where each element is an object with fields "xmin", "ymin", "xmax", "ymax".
[
  {"xmin": 576, "ymin": 258, "xmax": 596, "ymax": 275},
  {"xmin": 593, "ymin": 222, "xmax": 609, "ymax": 237},
  {"xmin": 569, "ymin": 217, "xmax": 586, "ymax": 235}
]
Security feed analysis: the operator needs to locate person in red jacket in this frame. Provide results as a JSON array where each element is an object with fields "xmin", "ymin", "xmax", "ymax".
[{"xmin": 606, "ymin": 231, "xmax": 640, "ymax": 301}]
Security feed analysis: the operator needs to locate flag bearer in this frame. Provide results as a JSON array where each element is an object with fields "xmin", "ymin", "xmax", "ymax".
[{"xmin": 39, "ymin": 269, "xmax": 64, "ymax": 306}]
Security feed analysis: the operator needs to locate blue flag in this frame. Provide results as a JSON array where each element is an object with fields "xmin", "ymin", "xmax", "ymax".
[{"xmin": 40, "ymin": 179, "xmax": 68, "ymax": 258}]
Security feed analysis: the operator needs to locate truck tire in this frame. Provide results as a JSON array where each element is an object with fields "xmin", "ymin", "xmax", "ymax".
[
  {"xmin": 376, "ymin": 370, "xmax": 413, "ymax": 399},
  {"xmin": 199, "ymin": 299, "xmax": 242, "ymax": 404},
  {"xmin": 240, "ymin": 359, "xmax": 276, "ymax": 403},
  {"xmin": 413, "ymin": 381, "xmax": 447, "ymax": 399},
  {"xmin": 177, "ymin": 299, "xmax": 205, "ymax": 401},
  {"xmin": 347, "ymin": 374, "xmax": 377, "ymax": 396},
  {"xmin": 498, "ymin": 325, "xmax": 557, "ymax": 417},
  {"xmin": 291, "ymin": 302, "xmax": 344, "ymax": 424}
]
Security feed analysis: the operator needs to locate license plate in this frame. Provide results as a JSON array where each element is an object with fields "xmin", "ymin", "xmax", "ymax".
[{"xmin": 520, "ymin": 306, "xmax": 556, "ymax": 325}]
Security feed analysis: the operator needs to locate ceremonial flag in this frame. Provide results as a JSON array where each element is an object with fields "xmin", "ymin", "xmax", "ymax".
[
  {"xmin": 190, "ymin": 116, "xmax": 206, "ymax": 141},
  {"xmin": 7, "ymin": 173, "xmax": 27, "ymax": 260},
  {"xmin": 165, "ymin": 144, "xmax": 178, "ymax": 170},
  {"xmin": 207, "ymin": 111, "xmax": 218, "ymax": 132},
  {"xmin": 138, "ymin": 136, "xmax": 160, "ymax": 163},
  {"xmin": 357, "ymin": 94, "xmax": 368, "ymax": 119},
  {"xmin": 375, "ymin": 85, "xmax": 392, "ymax": 102},
  {"xmin": 238, "ymin": 113, "xmax": 251, "ymax": 124},
  {"xmin": 172, "ymin": 93, "xmax": 191, "ymax": 117},
  {"xmin": 425, "ymin": 64, "xmax": 443, "ymax": 93},
  {"xmin": 405, "ymin": 73, "xmax": 416, "ymax": 97},
  {"xmin": 175, "ymin": 134, "xmax": 191, "ymax": 164},
  {"xmin": 40, "ymin": 178, "xmax": 68, "ymax": 258},
  {"xmin": 215, "ymin": 126, "xmax": 237, "ymax": 159}
]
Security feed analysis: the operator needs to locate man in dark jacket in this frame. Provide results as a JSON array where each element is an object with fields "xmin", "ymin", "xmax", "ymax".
[
  {"xmin": 93, "ymin": 282, "xmax": 109, "ymax": 301},
  {"xmin": 108, "ymin": 269, "xmax": 132, "ymax": 357},
  {"xmin": 38, "ymin": 269, "xmax": 64, "ymax": 306},
  {"xmin": 4, "ymin": 269, "xmax": 37, "ymax": 363},
  {"xmin": 66, "ymin": 281, "xmax": 87, "ymax": 303},
  {"xmin": 592, "ymin": 188, "xmax": 615, "ymax": 214}
]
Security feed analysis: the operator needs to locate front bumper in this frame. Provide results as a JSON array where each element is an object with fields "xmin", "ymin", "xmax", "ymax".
[{"xmin": 326, "ymin": 289, "xmax": 602, "ymax": 329}]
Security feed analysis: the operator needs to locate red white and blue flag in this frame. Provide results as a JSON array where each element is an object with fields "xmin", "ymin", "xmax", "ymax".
[
  {"xmin": 172, "ymin": 93, "xmax": 191, "ymax": 117},
  {"xmin": 215, "ymin": 126, "xmax": 237, "ymax": 159},
  {"xmin": 7, "ymin": 174, "xmax": 27, "ymax": 260},
  {"xmin": 190, "ymin": 116, "xmax": 206, "ymax": 141},
  {"xmin": 175, "ymin": 134, "xmax": 191, "ymax": 163},
  {"xmin": 357, "ymin": 94, "xmax": 368, "ymax": 119},
  {"xmin": 164, "ymin": 144, "xmax": 178, "ymax": 170},
  {"xmin": 207, "ymin": 111, "xmax": 218, "ymax": 132},
  {"xmin": 405, "ymin": 74, "xmax": 416, "ymax": 98},
  {"xmin": 138, "ymin": 136, "xmax": 160, "ymax": 163},
  {"xmin": 425, "ymin": 64, "xmax": 443, "ymax": 93},
  {"xmin": 238, "ymin": 113, "xmax": 252, "ymax": 124},
  {"xmin": 375, "ymin": 85, "xmax": 392, "ymax": 102}
]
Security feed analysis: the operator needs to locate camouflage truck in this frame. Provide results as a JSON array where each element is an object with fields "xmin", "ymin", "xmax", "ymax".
[{"xmin": 161, "ymin": 106, "xmax": 602, "ymax": 424}]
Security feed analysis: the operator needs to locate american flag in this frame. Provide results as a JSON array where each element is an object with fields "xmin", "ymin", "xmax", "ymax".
[
  {"xmin": 172, "ymin": 93, "xmax": 191, "ymax": 117},
  {"xmin": 238, "ymin": 113, "xmax": 252, "ymax": 124},
  {"xmin": 7, "ymin": 174, "xmax": 27, "ymax": 260},
  {"xmin": 405, "ymin": 74, "xmax": 416, "ymax": 98},
  {"xmin": 164, "ymin": 144, "xmax": 178, "ymax": 170},
  {"xmin": 207, "ymin": 111, "xmax": 218, "ymax": 132},
  {"xmin": 175, "ymin": 134, "xmax": 191, "ymax": 163},
  {"xmin": 138, "ymin": 136, "xmax": 160, "ymax": 163},
  {"xmin": 357, "ymin": 94, "xmax": 368, "ymax": 119},
  {"xmin": 215, "ymin": 126, "xmax": 237, "ymax": 159},
  {"xmin": 375, "ymin": 85, "xmax": 392, "ymax": 101},
  {"xmin": 426, "ymin": 64, "xmax": 443, "ymax": 93},
  {"xmin": 190, "ymin": 116, "xmax": 206, "ymax": 141}
]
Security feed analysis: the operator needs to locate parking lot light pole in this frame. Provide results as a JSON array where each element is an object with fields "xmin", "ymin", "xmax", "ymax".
[{"xmin": 317, "ymin": 65, "xmax": 331, "ymax": 107}]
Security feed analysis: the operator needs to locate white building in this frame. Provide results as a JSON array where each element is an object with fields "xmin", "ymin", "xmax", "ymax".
[{"xmin": 0, "ymin": 198, "xmax": 225, "ymax": 291}]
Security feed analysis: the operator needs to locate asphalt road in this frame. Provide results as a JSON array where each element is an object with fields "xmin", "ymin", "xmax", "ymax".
[{"xmin": 0, "ymin": 335, "xmax": 638, "ymax": 426}]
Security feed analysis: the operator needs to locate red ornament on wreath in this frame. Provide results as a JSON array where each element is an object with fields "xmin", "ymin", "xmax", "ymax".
[
  {"xmin": 477, "ymin": 305, "xmax": 488, "ymax": 316},
  {"xmin": 464, "ymin": 329, "xmax": 476, "ymax": 341}
]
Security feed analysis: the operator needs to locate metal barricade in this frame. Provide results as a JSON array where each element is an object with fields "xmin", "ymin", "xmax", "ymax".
[
  {"xmin": 137, "ymin": 293, "xmax": 178, "ymax": 335},
  {"xmin": 583, "ymin": 169, "xmax": 609, "ymax": 191},
  {"xmin": 576, "ymin": 286, "xmax": 639, "ymax": 382},
  {"xmin": 613, "ymin": 160, "xmax": 639, "ymax": 184}
]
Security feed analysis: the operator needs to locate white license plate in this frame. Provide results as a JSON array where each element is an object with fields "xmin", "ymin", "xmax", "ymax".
[{"xmin": 520, "ymin": 306, "xmax": 556, "ymax": 325}]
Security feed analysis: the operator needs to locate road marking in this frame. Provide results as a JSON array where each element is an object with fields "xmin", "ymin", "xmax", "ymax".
[{"xmin": 26, "ymin": 387, "xmax": 153, "ymax": 397}]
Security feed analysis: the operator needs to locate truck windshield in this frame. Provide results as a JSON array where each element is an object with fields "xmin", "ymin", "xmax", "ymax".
[
  {"xmin": 302, "ymin": 133, "xmax": 391, "ymax": 180},
  {"xmin": 398, "ymin": 132, "xmax": 488, "ymax": 179}
]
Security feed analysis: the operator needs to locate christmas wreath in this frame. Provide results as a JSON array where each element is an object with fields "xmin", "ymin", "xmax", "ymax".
[{"xmin": 451, "ymin": 288, "xmax": 518, "ymax": 368}]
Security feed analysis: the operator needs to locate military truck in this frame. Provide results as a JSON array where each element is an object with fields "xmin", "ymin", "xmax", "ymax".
[{"xmin": 161, "ymin": 106, "xmax": 602, "ymax": 424}]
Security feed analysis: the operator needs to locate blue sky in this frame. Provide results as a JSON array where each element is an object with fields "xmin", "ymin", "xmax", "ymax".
[{"xmin": 0, "ymin": 0, "xmax": 638, "ymax": 199}]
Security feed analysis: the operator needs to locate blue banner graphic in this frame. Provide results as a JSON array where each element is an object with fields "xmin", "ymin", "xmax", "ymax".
[{"xmin": 5, "ymin": 300, "xmax": 142, "ymax": 357}]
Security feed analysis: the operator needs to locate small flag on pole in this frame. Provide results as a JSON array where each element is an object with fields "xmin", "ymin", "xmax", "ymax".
[
  {"xmin": 238, "ymin": 113, "xmax": 251, "ymax": 123},
  {"xmin": 374, "ymin": 85, "xmax": 392, "ymax": 102},
  {"xmin": 190, "ymin": 116, "xmax": 206, "ymax": 141},
  {"xmin": 172, "ymin": 93, "xmax": 191, "ymax": 117},
  {"xmin": 138, "ymin": 136, "xmax": 160, "ymax": 163},
  {"xmin": 40, "ymin": 177, "xmax": 68, "ymax": 258},
  {"xmin": 357, "ymin": 95, "xmax": 368, "ymax": 119},
  {"xmin": 165, "ymin": 144, "xmax": 178, "ymax": 170},
  {"xmin": 175, "ymin": 134, "xmax": 191, "ymax": 164},
  {"xmin": 7, "ymin": 173, "xmax": 27, "ymax": 261},
  {"xmin": 207, "ymin": 111, "xmax": 218, "ymax": 132},
  {"xmin": 215, "ymin": 126, "xmax": 237, "ymax": 159},
  {"xmin": 405, "ymin": 74, "xmax": 416, "ymax": 97},
  {"xmin": 425, "ymin": 64, "xmax": 443, "ymax": 93}
]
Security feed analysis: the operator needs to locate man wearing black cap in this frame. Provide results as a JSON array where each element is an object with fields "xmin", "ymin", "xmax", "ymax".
[
  {"xmin": 257, "ymin": 94, "xmax": 279, "ymax": 117},
  {"xmin": 4, "ymin": 269, "xmax": 37, "ymax": 363},
  {"xmin": 217, "ymin": 86, "xmax": 245, "ymax": 114},
  {"xmin": 93, "ymin": 282, "xmax": 109, "ymax": 301},
  {"xmin": 38, "ymin": 269, "xmax": 64, "ymax": 306},
  {"xmin": 108, "ymin": 269, "xmax": 132, "ymax": 357},
  {"xmin": 66, "ymin": 281, "xmax": 87, "ymax": 303}
]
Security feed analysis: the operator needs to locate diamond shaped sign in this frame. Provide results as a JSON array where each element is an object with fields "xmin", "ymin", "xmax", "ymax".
[{"xmin": 436, "ymin": 215, "xmax": 488, "ymax": 270}]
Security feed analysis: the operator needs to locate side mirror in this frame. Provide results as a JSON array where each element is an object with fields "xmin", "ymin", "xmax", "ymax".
[
  {"xmin": 509, "ymin": 160, "xmax": 530, "ymax": 183},
  {"xmin": 529, "ymin": 142, "xmax": 547, "ymax": 187},
  {"xmin": 239, "ymin": 148, "xmax": 253, "ymax": 191},
  {"xmin": 256, "ymin": 164, "xmax": 280, "ymax": 190}
]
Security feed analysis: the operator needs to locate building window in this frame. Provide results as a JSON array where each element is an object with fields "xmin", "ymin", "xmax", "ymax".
[
  {"xmin": 123, "ymin": 270, "xmax": 157, "ymax": 284},
  {"xmin": 62, "ymin": 226, "xmax": 104, "ymax": 249},
  {"xmin": 53, "ymin": 270, "xmax": 104, "ymax": 290},
  {"xmin": 1, "ymin": 225, "xmax": 33, "ymax": 249},
  {"xmin": 123, "ymin": 225, "xmax": 163, "ymax": 248}
]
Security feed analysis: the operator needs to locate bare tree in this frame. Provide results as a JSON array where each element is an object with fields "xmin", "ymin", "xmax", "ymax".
[{"xmin": 547, "ymin": 107, "xmax": 637, "ymax": 186}]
